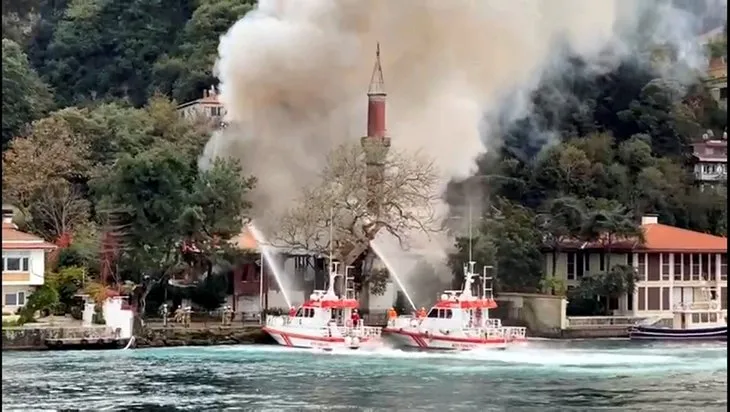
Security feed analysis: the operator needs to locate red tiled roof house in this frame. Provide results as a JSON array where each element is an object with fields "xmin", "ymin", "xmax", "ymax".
[
  {"xmin": 2, "ymin": 208, "xmax": 57, "ymax": 313},
  {"xmin": 543, "ymin": 215, "xmax": 727, "ymax": 318}
]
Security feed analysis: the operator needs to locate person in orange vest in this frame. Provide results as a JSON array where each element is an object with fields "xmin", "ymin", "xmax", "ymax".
[
  {"xmin": 288, "ymin": 306, "xmax": 296, "ymax": 317},
  {"xmin": 387, "ymin": 307, "xmax": 397, "ymax": 320},
  {"xmin": 417, "ymin": 307, "xmax": 427, "ymax": 318},
  {"xmin": 350, "ymin": 309, "xmax": 361, "ymax": 327}
]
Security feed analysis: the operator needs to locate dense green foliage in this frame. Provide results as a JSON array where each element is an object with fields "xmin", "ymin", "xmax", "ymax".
[
  {"xmin": 1, "ymin": 1, "xmax": 258, "ymax": 316},
  {"xmin": 1, "ymin": 1, "xmax": 727, "ymax": 318},
  {"xmin": 447, "ymin": 50, "xmax": 728, "ymax": 314}
]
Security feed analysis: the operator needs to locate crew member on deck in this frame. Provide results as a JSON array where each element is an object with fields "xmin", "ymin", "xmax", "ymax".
[
  {"xmin": 351, "ymin": 309, "xmax": 361, "ymax": 327},
  {"xmin": 417, "ymin": 307, "xmax": 427, "ymax": 318},
  {"xmin": 387, "ymin": 307, "xmax": 397, "ymax": 320},
  {"xmin": 288, "ymin": 306, "xmax": 296, "ymax": 317}
]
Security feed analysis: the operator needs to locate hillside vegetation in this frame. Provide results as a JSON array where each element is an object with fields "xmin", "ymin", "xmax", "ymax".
[{"xmin": 1, "ymin": 1, "xmax": 727, "ymax": 317}]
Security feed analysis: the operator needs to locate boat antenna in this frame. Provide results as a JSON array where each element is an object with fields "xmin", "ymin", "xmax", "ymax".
[
  {"xmin": 468, "ymin": 203, "xmax": 473, "ymax": 264},
  {"xmin": 329, "ymin": 206, "xmax": 334, "ymax": 272}
]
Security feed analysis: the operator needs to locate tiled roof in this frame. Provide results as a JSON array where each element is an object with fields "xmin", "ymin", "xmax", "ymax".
[
  {"xmin": 641, "ymin": 223, "xmax": 726, "ymax": 252},
  {"xmin": 2, "ymin": 222, "xmax": 57, "ymax": 250},
  {"xmin": 552, "ymin": 222, "xmax": 727, "ymax": 253}
]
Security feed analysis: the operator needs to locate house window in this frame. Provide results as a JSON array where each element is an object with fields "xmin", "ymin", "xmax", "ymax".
[
  {"xmin": 706, "ymin": 254, "xmax": 715, "ymax": 281},
  {"xmin": 637, "ymin": 253, "xmax": 646, "ymax": 281},
  {"xmin": 721, "ymin": 255, "xmax": 727, "ymax": 281},
  {"xmin": 720, "ymin": 87, "xmax": 727, "ymax": 99},
  {"xmin": 584, "ymin": 253, "xmax": 590, "ymax": 272},
  {"xmin": 3, "ymin": 256, "xmax": 29, "ymax": 272},
  {"xmin": 673, "ymin": 253, "xmax": 682, "ymax": 281},
  {"xmin": 647, "ymin": 287, "xmax": 660, "ymax": 310},
  {"xmin": 661, "ymin": 253, "xmax": 670, "ymax": 281},
  {"xmin": 691, "ymin": 253, "xmax": 701, "ymax": 280},
  {"xmin": 638, "ymin": 287, "xmax": 646, "ymax": 311},
  {"xmin": 599, "ymin": 253, "xmax": 605, "ymax": 272},
  {"xmin": 294, "ymin": 256, "xmax": 307, "ymax": 270},
  {"xmin": 209, "ymin": 106, "xmax": 222, "ymax": 117},
  {"xmin": 567, "ymin": 253, "xmax": 576, "ymax": 280},
  {"xmin": 4, "ymin": 292, "xmax": 25, "ymax": 306},
  {"xmin": 627, "ymin": 253, "xmax": 634, "ymax": 266},
  {"xmin": 682, "ymin": 253, "xmax": 692, "ymax": 281},
  {"xmin": 661, "ymin": 287, "xmax": 670, "ymax": 311}
]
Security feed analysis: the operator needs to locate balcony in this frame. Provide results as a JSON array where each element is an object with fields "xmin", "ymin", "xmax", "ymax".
[{"xmin": 2, "ymin": 272, "xmax": 31, "ymax": 283}]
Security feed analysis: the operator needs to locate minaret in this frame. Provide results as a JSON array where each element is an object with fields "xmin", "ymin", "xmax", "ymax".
[{"xmin": 361, "ymin": 43, "xmax": 391, "ymax": 217}]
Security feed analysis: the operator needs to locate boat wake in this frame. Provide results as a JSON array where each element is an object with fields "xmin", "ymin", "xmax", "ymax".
[{"xmin": 201, "ymin": 341, "xmax": 726, "ymax": 374}]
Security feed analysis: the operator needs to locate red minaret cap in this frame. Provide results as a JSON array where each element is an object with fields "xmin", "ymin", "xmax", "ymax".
[{"xmin": 367, "ymin": 42, "xmax": 386, "ymax": 139}]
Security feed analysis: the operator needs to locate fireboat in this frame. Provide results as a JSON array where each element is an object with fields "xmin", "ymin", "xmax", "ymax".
[
  {"xmin": 382, "ymin": 262, "xmax": 527, "ymax": 351},
  {"xmin": 262, "ymin": 262, "xmax": 383, "ymax": 350}
]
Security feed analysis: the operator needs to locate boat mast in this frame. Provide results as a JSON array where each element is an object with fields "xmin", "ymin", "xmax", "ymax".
[
  {"xmin": 329, "ymin": 206, "xmax": 334, "ymax": 273},
  {"xmin": 468, "ymin": 203, "xmax": 473, "ymax": 265}
]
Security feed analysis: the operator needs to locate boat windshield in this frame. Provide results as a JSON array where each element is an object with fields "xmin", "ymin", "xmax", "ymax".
[{"xmin": 427, "ymin": 309, "xmax": 453, "ymax": 318}]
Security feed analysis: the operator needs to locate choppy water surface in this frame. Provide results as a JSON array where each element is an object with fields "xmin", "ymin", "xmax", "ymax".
[{"xmin": 2, "ymin": 340, "xmax": 726, "ymax": 411}]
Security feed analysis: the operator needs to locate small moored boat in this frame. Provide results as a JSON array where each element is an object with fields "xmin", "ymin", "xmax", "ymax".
[{"xmin": 629, "ymin": 283, "xmax": 727, "ymax": 341}]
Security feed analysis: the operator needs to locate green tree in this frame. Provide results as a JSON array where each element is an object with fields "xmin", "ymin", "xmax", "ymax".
[
  {"xmin": 449, "ymin": 199, "xmax": 543, "ymax": 293},
  {"xmin": 2, "ymin": 38, "xmax": 53, "ymax": 149},
  {"xmin": 40, "ymin": 0, "xmax": 193, "ymax": 107},
  {"xmin": 151, "ymin": 0, "xmax": 255, "ymax": 102},
  {"xmin": 536, "ymin": 196, "xmax": 587, "ymax": 283},
  {"xmin": 580, "ymin": 199, "xmax": 645, "ymax": 272},
  {"xmin": 93, "ymin": 147, "xmax": 256, "ymax": 315}
]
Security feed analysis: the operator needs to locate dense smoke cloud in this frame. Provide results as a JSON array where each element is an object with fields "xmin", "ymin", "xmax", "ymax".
[{"xmin": 207, "ymin": 0, "xmax": 724, "ymax": 304}]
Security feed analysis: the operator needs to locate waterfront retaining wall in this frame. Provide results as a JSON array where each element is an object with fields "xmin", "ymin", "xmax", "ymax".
[
  {"xmin": 135, "ymin": 326, "xmax": 271, "ymax": 348},
  {"xmin": 495, "ymin": 293, "xmax": 567, "ymax": 338},
  {"xmin": 2, "ymin": 325, "xmax": 114, "ymax": 350}
]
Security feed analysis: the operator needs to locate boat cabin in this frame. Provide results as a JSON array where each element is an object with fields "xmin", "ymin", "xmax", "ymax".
[
  {"xmin": 288, "ymin": 262, "xmax": 361, "ymax": 328},
  {"xmin": 671, "ymin": 286, "xmax": 726, "ymax": 330},
  {"xmin": 421, "ymin": 263, "xmax": 499, "ymax": 329}
]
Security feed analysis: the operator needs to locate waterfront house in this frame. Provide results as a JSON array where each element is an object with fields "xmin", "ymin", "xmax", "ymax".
[
  {"xmin": 543, "ymin": 215, "xmax": 727, "ymax": 319},
  {"xmin": 175, "ymin": 86, "xmax": 227, "ymax": 128},
  {"xmin": 1, "ymin": 209, "xmax": 57, "ymax": 313},
  {"xmin": 227, "ymin": 227, "xmax": 323, "ymax": 314},
  {"xmin": 691, "ymin": 133, "xmax": 727, "ymax": 190}
]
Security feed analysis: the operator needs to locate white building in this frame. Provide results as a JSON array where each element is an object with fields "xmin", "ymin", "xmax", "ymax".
[
  {"xmin": 543, "ymin": 215, "xmax": 727, "ymax": 319},
  {"xmin": 1, "ymin": 210, "xmax": 57, "ymax": 313},
  {"xmin": 691, "ymin": 134, "xmax": 727, "ymax": 190},
  {"xmin": 176, "ymin": 86, "xmax": 227, "ymax": 126}
]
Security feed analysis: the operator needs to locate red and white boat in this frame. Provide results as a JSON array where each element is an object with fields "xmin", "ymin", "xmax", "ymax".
[
  {"xmin": 262, "ymin": 262, "xmax": 382, "ymax": 350},
  {"xmin": 383, "ymin": 262, "xmax": 527, "ymax": 351}
]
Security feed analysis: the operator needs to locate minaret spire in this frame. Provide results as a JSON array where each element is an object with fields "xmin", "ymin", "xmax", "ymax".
[
  {"xmin": 361, "ymin": 42, "xmax": 390, "ymax": 218},
  {"xmin": 368, "ymin": 42, "xmax": 385, "ymax": 96}
]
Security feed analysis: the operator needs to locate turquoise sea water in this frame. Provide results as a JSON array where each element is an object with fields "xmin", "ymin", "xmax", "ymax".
[{"xmin": 1, "ymin": 340, "xmax": 726, "ymax": 411}]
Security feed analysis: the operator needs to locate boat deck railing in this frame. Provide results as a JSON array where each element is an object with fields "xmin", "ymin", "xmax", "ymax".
[{"xmin": 265, "ymin": 316, "xmax": 382, "ymax": 338}]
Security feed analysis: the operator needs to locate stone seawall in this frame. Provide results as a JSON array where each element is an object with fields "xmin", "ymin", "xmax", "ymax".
[
  {"xmin": 2, "ymin": 324, "xmax": 273, "ymax": 351},
  {"xmin": 2, "ymin": 326, "xmax": 114, "ymax": 351},
  {"xmin": 135, "ymin": 326, "xmax": 272, "ymax": 348}
]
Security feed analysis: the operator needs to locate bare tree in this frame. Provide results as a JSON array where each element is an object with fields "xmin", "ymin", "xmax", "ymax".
[
  {"xmin": 28, "ymin": 182, "xmax": 90, "ymax": 241},
  {"xmin": 274, "ymin": 142, "xmax": 440, "ymax": 267}
]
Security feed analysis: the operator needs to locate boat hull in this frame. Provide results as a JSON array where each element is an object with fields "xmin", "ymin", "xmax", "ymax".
[
  {"xmin": 262, "ymin": 326, "xmax": 379, "ymax": 350},
  {"xmin": 629, "ymin": 325, "xmax": 727, "ymax": 341},
  {"xmin": 382, "ymin": 328, "xmax": 520, "ymax": 351}
]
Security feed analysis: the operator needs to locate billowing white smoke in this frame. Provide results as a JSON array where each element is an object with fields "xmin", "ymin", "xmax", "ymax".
[{"xmin": 208, "ymin": 0, "xmax": 720, "ymax": 304}]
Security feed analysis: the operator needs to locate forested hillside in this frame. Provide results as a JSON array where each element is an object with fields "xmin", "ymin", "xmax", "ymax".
[
  {"xmin": 447, "ymin": 38, "xmax": 728, "ymax": 314},
  {"xmin": 2, "ymin": 0, "xmax": 258, "ymax": 317},
  {"xmin": 1, "ymin": 0, "xmax": 727, "ymax": 318}
]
